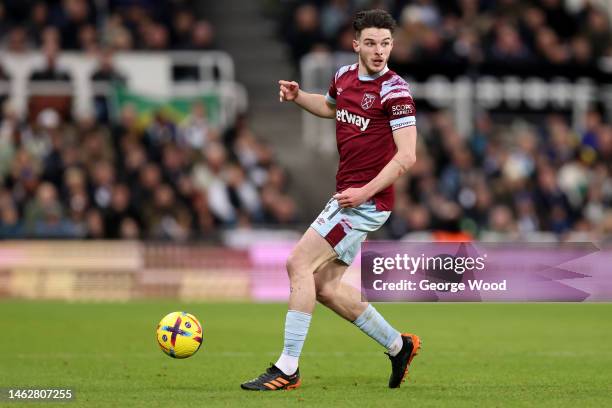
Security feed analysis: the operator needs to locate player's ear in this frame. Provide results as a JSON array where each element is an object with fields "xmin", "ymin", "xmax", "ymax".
[{"xmin": 353, "ymin": 38, "xmax": 359, "ymax": 53}]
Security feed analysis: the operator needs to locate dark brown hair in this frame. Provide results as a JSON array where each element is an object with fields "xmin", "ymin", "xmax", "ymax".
[{"xmin": 353, "ymin": 9, "xmax": 396, "ymax": 37}]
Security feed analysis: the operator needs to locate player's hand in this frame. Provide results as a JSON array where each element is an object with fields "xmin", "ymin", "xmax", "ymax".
[
  {"xmin": 279, "ymin": 80, "xmax": 300, "ymax": 102},
  {"xmin": 333, "ymin": 188, "xmax": 370, "ymax": 208}
]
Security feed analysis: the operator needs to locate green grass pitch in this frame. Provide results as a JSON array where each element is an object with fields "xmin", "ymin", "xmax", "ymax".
[{"xmin": 1, "ymin": 301, "xmax": 611, "ymax": 407}]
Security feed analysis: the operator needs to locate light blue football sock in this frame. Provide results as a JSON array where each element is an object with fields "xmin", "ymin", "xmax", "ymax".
[
  {"xmin": 282, "ymin": 310, "xmax": 312, "ymax": 357},
  {"xmin": 353, "ymin": 304, "xmax": 402, "ymax": 354},
  {"xmin": 275, "ymin": 310, "xmax": 311, "ymax": 375}
]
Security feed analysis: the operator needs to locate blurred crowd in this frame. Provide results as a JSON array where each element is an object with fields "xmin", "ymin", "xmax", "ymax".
[
  {"xmin": 0, "ymin": 0, "xmax": 215, "ymax": 53},
  {"xmin": 387, "ymin": 109, "xmax": 612, "ymax": 242},
  {"xmin": 279, "ymin": 0, "xmax": 611, "ymax": 80},
  {"xmin": 0, "ymin": 102, "xmax": 298, "ymax": 239},
  {"xmin": 0, "ymin": 1, "xmax": 301, "ymax": 240}
]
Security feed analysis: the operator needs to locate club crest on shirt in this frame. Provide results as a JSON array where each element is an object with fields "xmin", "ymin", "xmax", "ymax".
[{"xmin": 361, "ymin": 93, "xmax": 376, "ymax": 110}]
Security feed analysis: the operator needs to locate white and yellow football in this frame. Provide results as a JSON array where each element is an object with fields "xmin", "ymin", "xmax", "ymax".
[{"xmin": 156, "ymin": 311, "xmax": 203, "ymax": 359}]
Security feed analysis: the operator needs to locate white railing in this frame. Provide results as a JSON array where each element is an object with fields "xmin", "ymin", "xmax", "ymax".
[{"xmin": 0, "ymin": 51, "xmax": 245, "ymax": 129}]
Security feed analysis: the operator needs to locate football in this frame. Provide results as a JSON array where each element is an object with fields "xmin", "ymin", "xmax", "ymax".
[{"xmin": 156, "ymin": 312, "xmax": 203, "ymax": 359}]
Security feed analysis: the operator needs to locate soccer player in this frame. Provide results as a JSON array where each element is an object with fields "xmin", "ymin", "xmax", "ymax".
[{"xmin": 241, "ymin": 9, "xmax": 420, "ymax": 391}]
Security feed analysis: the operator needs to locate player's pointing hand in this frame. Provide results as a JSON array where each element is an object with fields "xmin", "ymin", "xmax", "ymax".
[{"xmin": 279, "ymin": 80, "xmax": 300, "ymax": 102}]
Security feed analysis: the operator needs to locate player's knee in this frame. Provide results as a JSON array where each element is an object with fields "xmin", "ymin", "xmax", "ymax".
[
  {"xmin": 315, "ymin": 282, "xmax": 336, "ymax": 305},
  {"xmin": 286, "ymin": 252, "xmax": 308, "ymax": 280}
]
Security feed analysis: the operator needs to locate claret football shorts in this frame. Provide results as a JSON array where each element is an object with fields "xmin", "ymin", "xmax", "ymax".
[{"xmin": 311, "ymin": 197, "xmax": 391, "ymax": 265}]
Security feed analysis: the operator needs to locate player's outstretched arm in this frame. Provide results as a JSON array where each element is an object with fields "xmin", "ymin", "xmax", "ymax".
[
  {"xmin": 279, "ymin": 80, "xmax": 336, "ymax": 119},
  {"xmin": 334, "ymin": 126, "xmax": 417, "ymax": 208}
]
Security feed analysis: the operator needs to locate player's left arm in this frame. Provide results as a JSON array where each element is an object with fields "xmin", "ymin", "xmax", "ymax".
[{"xmin": 334, "ymin": 126, "xmax": 417, "ymax": 208}]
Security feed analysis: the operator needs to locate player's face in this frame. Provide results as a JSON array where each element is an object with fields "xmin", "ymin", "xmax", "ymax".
[{"xmin": 353, "ymin": 28, "xmax": 393, "ymax": 75}]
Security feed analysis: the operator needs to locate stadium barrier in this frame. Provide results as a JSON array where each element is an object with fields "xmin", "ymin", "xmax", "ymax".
[
  {"xmin": 4, "ymin": 240, "xmax": 609, "ymax": 302},
  {"xmin": 0, "ymin": 51, "xmax": 246, "ymax": 128},
  {"xmin": 0, "ymin": 240, "xmax": 359, "ymax": 302}
]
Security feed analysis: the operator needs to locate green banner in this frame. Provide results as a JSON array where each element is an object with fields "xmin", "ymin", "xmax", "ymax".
[{"xmin": 111, "ymin": 86, "xmax": 221, "ymax": 127}]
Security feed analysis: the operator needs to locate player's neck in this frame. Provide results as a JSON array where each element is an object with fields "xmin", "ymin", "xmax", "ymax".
[{"xmin": 357, "ymin": 61, "xmax": 389, "ymax": 81}]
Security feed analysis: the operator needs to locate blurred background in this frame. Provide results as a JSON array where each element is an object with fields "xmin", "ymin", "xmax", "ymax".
[{"xmin": 0, "ymin": 0, "xmax": 611, "ymax": 301}]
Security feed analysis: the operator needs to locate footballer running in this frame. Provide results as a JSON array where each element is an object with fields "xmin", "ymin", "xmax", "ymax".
[{"xmin": 241, "ymin": 9, "xmax": 420, "ymax": 391}]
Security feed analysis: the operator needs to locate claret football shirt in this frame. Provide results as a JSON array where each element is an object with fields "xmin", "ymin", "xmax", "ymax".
[{"xmin": 325, "ymin": 63, "xmax": 416, "ymax": 211}]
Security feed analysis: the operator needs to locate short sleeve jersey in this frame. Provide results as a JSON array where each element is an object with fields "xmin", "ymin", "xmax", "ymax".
[{"xmin": 325, "ymin": 63, "xmax": 416, "ymax": 211}]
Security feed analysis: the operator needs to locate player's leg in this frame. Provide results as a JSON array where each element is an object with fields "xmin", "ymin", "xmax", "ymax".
[
  {"xmin": 273, "ymin": 227, "xmax": 336, "ymax": 376},
  {"xmin": 314, "ymin": 259, "xmax": 365, "ymax": 321},
  {"xmin": 312, "ymin": 198, "xmax": 421, "ymax": 388},
  {"xmin": 287, "ymin": 227, "xmax": 337, "ymax": 313},
  {"xmin": 241, "ymin": 227, "xmax": 336, "ymax": 391},
  {"xmin": 314, "ymin": 257, "xmax": 420, "ymax": 388},
  {"xmin": 314, "ymin": 259, "xmax": 403, "ymax": 354}
]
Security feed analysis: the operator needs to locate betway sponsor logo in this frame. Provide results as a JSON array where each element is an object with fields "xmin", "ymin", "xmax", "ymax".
[{"xmin": 336, "ymin": 109, "xmax": 370, "ymax": 131}]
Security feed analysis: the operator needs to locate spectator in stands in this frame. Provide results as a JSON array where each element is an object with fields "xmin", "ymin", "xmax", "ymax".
[
  {"xmin": 583, "ymin": 7, "xmax": 611, "ymax": 58},
  {"xmin": 482, "ymin": 204, "xmax": 518, "ymax": 241},
  {"xmin": 286, "ymin": 4, "xmax": 326, "ymax": 68},
  {"xmin": 135, "ymin": 162, "xmax": 162, "ymax": 206},
  {"xmin": 5, "ymin": 27, "xmax": 30, "ymax": 53},
  {"xmin": 24, "ymin": 181, "xmax": 73, "ymax": 237},
  {"xmin": 78, "ymin": 24, "xmax": 99, "ymax": 53},
  {"xmin": 160, "ymin": 143, "xmax": 188, "ymax": 185},
  {"xmin": 59, "ymin": 0, "xmax": 95, "ymax": 50},
  {"xmin": 144, "ymin": 183, "xmax": 192, "ymax": 240},
  {"xmin": 85, "ymin": 208, "xmax": 105, "ymax": 239},
  {"xmin": 30, "ymin": 42, "xmax": 71, "ymax": 81},
  {"xmin": 120, "ymin": 217, "xmax": 141, "ymax": 239},
  {"xmin": 320, "ymin": 0, "xmax": 352, "ymax": 40},
  {"xmin": 0, "ymin": 102, "xmax": 20, "ymax": 178},
  {"xmin": 63, "ymin": 166, "xmax": 90, "ymax": 225},
  {"xmin": 514, "ymin": 193, "xmax": 539, "ymax": 235},
  {"xmin": 103, "ymin": 14, "xmax": 134, "ymax": 50},
  {"xmin": 260, "ymin": 184, "xmax": 297, "ymax": 225},
  {"xmin": 90, "ymin": 160, "xmax": 115, "ymax": 209},
  {"xmin": 225, "ymin": 163, "xmax": 263, "ymax": 222},
  {"xmin": 145, "ymin": 111, "xmax": 177, "ymax": 159},
  {"xmin": 142, "ymin": 22, "xmax": 170, "ymax": 50},
  {"xmin": 91, "ymin": 49, "xmax": 126, "ymax": 122},
  {"xmin": 171, "ymin": 8, "xmax": 195, "ymax": 49},
  {"xmin": 179, "ymin": 102, "xmax": 218, "ymax": 151},
  {"xmin": 190, "ymin": 20, "xmax": 216, "ymax": 50},
  {"xmin": 489, "ymin": 23, "xmax": 533, "ymax": 65},
  {"xmin": 540, "ymin": 0, "xmax": 576, "ymax": 39},
  {"xmin": 22, "ymin": 108, "xmax": 59, "ymax": 162},
  {"xmin": 535, "ymin": 27, "xmax": 570, "ymax": 66},
  {"xmin": 104, "ymin": 183, "xmax": 140, "ymax": 239},
  {"xmin": 0, "ymin": 200, "xmax": 21, "ymax": 237},
  {"xmin": 122, "ymin": 142, "xmax": 147, "ymax": 185},
  {"xmin": 28, "ymin": 1, "xmax": 49, "ymax": 46}
]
